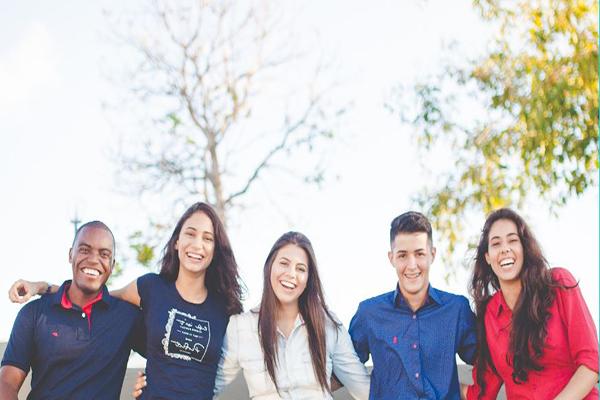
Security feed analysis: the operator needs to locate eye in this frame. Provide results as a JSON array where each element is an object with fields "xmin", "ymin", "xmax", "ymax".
[
  {"xmin": 185, "ymin": 232, "xmax": 194, "ymax": 237},
  {"xmin": 79, "ymin": 247, "xmax": 89, "ymax": 254},
  {"xmin": 204, "ymin": 236, "xmax": 214, "ymax": 242},
  {"xmin": 490, "ymin": 242, "xmax": 500, "ymax": 247},
  {"xmin": 100, "ymin": 251, "xmax": 111, "ymax": 259},
  {"xmin": 297, "ymin": 266, "xmax": 307, "ymax": 273}
]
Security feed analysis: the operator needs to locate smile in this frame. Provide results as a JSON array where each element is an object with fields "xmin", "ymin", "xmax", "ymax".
[
  {"xmin": 280, "ymin": 280, "xmax": 296, "ymax": 289},
  {"xmin": 186, "ymin": 252, "xmax": 204, "ymax": 261},
  {"xmin": 404, "ymin": 272, "xmax": 421, "ymax": 279},
  {"xmin": 499, "ymin": 258, "xmax": 515, "ymax": 268},
  {"xmin": 82, "ymin": 268, "xmax": 100, "ymax": 277}
]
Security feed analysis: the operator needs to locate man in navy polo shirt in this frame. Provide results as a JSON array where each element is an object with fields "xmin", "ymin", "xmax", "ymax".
[
  {"xmin": 349, "ymin": 211, "xmax": 477, "ymax": 399},
  {"xmin": 0, "ymin": 221, "xmax": 142, "ymax": 399}
]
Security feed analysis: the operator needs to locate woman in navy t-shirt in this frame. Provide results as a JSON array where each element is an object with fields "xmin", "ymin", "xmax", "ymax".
[{"xmin": 117, "ymin": 202, "xmax": 244, "ymax": 399}]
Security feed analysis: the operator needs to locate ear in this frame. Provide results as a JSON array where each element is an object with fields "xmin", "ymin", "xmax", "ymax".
[
  {"xmin": 430, "ymin": 246, "xmax": 436, "ymax": 263},
  {"xmin": 388, "ymin": 250, "xmax": 394, "ymax": 266},
  {"xmin": 484, "ymin": 252, "xmax": 491, "ymax": 266},
  {"xmin": 174, "ymin": 240, "xmax": 178, "ymax": 250},
  {"xmin": 68, "ymin": 248, "xmax": 73, "ymax": 263}
]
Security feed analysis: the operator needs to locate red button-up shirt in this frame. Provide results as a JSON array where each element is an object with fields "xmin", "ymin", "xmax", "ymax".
[{"xmin": 467, "ymin": 268, "xmax": 599, "ymax": 400}]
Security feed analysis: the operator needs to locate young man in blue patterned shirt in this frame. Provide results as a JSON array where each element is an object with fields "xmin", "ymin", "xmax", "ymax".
[{"xmin": 349, "ymin": 211, "xmax": 476, "ymax": 399}]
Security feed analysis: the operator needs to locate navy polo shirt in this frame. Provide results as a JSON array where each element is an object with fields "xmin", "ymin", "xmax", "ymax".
[
  {"xmin": 349, "ymin": 285, "xmax": 477, "ymax": 400},
  {"xmin": 1, "ymin": 281, "xmax": 143, "ymax": 400}
]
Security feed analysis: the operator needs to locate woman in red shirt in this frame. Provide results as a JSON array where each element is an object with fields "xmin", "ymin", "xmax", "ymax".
[{"xmin": 464, "ymin": 208, "xmax": 598, "ymax": 399}]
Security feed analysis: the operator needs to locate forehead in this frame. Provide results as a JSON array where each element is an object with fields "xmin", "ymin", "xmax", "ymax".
[
  {"xmin": 489, "ymin": 219, "xmax": 519, "ymax": 238},
  {"xmin": 276, "ymin": 244, "xmax": 308, "ymax": 264},
  {"xmin": 75, "ymin": 226, "xmax": 114, "ymax": 248},
  {"xmin": 391, "ymin": 231, "xmax": 429, "ymax": 251},
  {"xmin": 182, "ymin": 211, "xmax": 214, "ymax": 232}
]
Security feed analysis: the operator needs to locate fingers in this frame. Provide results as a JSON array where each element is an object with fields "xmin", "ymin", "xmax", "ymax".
[
  {"xmin": 8, "ymin": 280, "xmax": 31, "ymax": 304},
  {"xmin": 132, "ymin": 371, "xmax": 146, "ymax": 398}
]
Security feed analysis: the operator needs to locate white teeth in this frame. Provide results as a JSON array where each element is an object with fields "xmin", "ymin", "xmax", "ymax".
[
  {"xmin": 82, "ymin": 268, "xmax": 100, "ymax": 276},
  {"xmin": 187, "ymin": 252, "xmax": 204, "ymax": 261},
  {"xmin": 405, "ymin": 273, "xmax": 421, "ymax": 279},
  {"xmin": 500, "ymin": 259, "xmax": 515, "ymax": 267},
  {"xmin": 280, "ymin": 281, "xmax": 296, "ymax": 289}
]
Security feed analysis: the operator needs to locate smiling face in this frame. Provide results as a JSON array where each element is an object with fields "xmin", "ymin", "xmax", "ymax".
[
  {"xmin": 485, "ymin": 218, "xmax": 524, "ymax": 287},
  {"xmin": 175, "ymin": 211, "xmax": 215, "ymax": 276},
  {"xmin": 389, "ymin": 232, "xmax": 435, "ymax": 304},
  {"xmin": 269, "ymin": 243, "xmax": 309, "ymax": 308},
  {"xmin": 69, "ymin": 226, "xmax": 114, "ymax": 296}
]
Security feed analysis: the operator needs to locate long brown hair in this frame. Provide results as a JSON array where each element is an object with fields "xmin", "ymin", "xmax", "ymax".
[
  {"xmin": 470, "ymin": 208, "xmax": 570, "ymax": 395},
  {"xmin": 258, "ymin": 231, "xmax": 338, "ymax": 394},
  {"xmin": 159, "ymin": 202, "xmax": 244, "ymax": 315}
]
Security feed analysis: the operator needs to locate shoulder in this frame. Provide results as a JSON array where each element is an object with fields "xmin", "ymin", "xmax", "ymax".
[
  {"xmin": 109, "ymin": 295, "xmax": 141, "ymax": 315},
  {"xmin": 550, "ymin": 267, "xmax": 577, "ymax": 286},
  {"xmin": 137, "ymin": 272, "xmax": 164, "ymax": 289},
  {"xmin": 432, "ymin": 287, "xmax": 471, "ymax": 307},
  {"xmin": 16, "ymin": 297, "xmax": 45, "ymax": 319},
  {"xmin": 228, "ymin": 311, "xmax": 258, "ymax": 332},
  {"xmin": 357, "ymin": 290, "xmax": 394, "ymax": 311}
]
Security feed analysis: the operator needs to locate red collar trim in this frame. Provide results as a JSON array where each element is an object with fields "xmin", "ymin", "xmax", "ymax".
[{"xmin": 60, "ymin": 284, "xmax": 104, "ymax": 320}]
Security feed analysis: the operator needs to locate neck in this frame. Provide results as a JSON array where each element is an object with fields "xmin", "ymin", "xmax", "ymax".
[
  {"xmin": 400, "ymin": 287, "xmax": 428, "ymax": 312},
  {"xmin": 175, "ymin": 269, "xmax": 208, "ymax": 303},
  {"xmin": 499, "ymin": 280, "xmax": 522, "ymax": 310},
  {"xmin": 276, "ymin": 301, "xmax": 300, "ymax": 338},
  {"xmin": 68, "ymin": 285, "xmax": 100, "ymax": 308}
]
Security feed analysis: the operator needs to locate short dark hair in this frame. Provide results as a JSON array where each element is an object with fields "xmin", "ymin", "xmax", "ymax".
[
  {"xmin": 72, "ymin": 221, "xmax": 115, "ymax": 255},
  {"xmin": 389, "ymin": 211, "xmax": 433, "ymax": 246}
]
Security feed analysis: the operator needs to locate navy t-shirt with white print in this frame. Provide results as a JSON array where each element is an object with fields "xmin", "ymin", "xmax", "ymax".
[{"xmin": 137, "ymin": 273, "xmax": 229, "ymax": 400}]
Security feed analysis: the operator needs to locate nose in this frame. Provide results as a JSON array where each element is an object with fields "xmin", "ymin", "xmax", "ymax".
[
  {"xmin": 406, "ymin": 255, "xmax": 418, "ymax": 269},
  {"xmin": 287, "ymin": 266, "xmax": 297, "ymax": 279}
]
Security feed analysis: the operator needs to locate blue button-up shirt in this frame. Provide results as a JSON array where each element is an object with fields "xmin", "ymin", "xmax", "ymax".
[{"xmin": 349, "ymin": 285, "xmax": 476, "ymax": 400}]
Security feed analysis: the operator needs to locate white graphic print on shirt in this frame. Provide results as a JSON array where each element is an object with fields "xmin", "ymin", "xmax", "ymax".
[{"xmin": 162, "ymin": 308, "xmax": 211, "ymax": 363}]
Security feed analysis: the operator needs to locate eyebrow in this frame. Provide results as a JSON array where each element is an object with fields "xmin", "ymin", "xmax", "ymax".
[
  {"xmin": 183, "ymin": 226, "xmax": 213, "ymax": 235},
  {"xmin": 78, "ymin": 242, "xmax": 112, "ymax": 254},
  {"xmin": 396, "ymin": 248, "xmax": 426, "ymax": 253}
]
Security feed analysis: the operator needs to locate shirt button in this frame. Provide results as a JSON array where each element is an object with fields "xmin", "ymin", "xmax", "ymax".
[
  {"xmin": 412, "ymin": 314, "xmax": 417, "ymax": 319},
  {"xmin": 415, "ymin": 372, "xmax": 420, "ymax": 379},
  {"xmin": 81, "ymin": 313, "xmax": 86, "ymax": 318},
  {"xmin": 412, "ymin": 343, "xmax": 417, "ymax": 349}
]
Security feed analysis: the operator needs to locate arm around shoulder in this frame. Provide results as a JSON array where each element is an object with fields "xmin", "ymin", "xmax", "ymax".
[
  {"xmin": 110, "ymin": 279, "xmax": 141, "ymax": 307},
  {"xmin": 8, "ymin": 280, "xmax": 55, "ymax": 303}
]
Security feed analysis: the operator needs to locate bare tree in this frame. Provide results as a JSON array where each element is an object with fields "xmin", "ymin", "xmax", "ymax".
[{"xmin": 112, "ymin": 0, "xmax": 344, "ymax": 230}]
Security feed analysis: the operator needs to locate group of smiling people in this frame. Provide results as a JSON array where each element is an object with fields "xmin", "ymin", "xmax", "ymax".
[{"xmin": 1, "ymin": 202, "xmax": 598, "ymax": 399}]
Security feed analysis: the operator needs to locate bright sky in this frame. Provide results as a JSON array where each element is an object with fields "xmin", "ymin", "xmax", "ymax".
[{"xmin": 1, "ymin": 0, "xmax": 597, "ymax": 354}]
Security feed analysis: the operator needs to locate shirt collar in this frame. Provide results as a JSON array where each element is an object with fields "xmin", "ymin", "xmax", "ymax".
[
  {"xmin": 51, "ymin": 280, "xmax": 112, "ymax": 309},
  {"xmin": 393, "ymin": 283, "xmax": 442, "ymax": 309},
  {"xmin": 490, "ymin": 290, "xmax": 509, "ymax": 317}
]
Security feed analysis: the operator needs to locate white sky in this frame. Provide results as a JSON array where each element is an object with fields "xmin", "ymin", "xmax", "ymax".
[{"xmin": 1, "ymin": 0, "xmax": 597, "ymax": 353}]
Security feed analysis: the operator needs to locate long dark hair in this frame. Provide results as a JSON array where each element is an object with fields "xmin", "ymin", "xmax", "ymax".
[
  {"xmin": 471, "ymin": 208, "xmax": 566, "ymax": 395},
  {"xmin": 258, "ymin": 232, "xmax": 338, "ymax": 394},
  {"xmin": 159, "ymin": 202, "xmax": 244, "ymax": 315}
]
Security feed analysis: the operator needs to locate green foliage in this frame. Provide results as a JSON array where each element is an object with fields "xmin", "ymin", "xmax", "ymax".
[
  {"xmin": 398, "ymin": 0, "xmax": 598, "ymax": 266},
  {"xmin": 129, "ymin": 230, "xmax": 156, "ymax": 268}
]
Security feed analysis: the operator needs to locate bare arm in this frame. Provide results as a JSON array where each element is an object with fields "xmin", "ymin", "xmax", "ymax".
[
  {"xmin": 553, "ymin": 365, "xmax": 598, "ymax": 400},
  {"xmin": 110, "ymin": 279, "xmax": 141, "ymax": 308},
  {"xmin": 8, "ymin": 280, "xmax": 57, "ymax": 303},
  {"xmin": 0, "ymin": 365, "xmax": 27, "ymax": 400}
]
